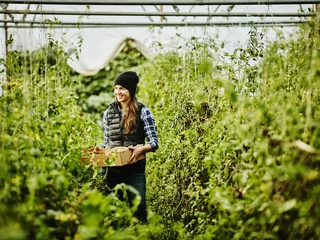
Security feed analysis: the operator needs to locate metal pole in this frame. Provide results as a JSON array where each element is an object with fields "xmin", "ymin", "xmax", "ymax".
[
  {"xmin": 3, "ymin": 8, "xmax": 9, "ymax": 90},
  {"xmin": 32, "ymin": 5, "xmax": 40, "ymax": 21},
  {"xmin": 0, "ymin": 0, "xmax": 319, "ymax": 5},
  {"xmin": 22, "ymin": 4, "xmax": 30, "ymax": 21},
  {"xmin": 140, "ymin": 6, "xmax": 153, "ymax": 22},
  {"xmin": 181, "ymin": 5, "xmax": 195, "ymax": 22},
  {"xmin": 0, "ymin": 10, "xmax": 317, "ymax": 17},
  {"xmin": 0, "ymin": 23, "xmax": 300, "ymax": 28},
  {"xmin": 160, "ymin": 5, "xmax": 163, "ymax": 22},
  {"xmin": 0, "ymin": 20, "xmax": 309, "ymax": 26}
]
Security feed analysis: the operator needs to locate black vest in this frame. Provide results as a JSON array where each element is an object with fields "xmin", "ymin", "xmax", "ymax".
[
  {"xmin": 106, "ymin": 101, "xmax": 146, "ymax": 173},
  {"xmin": 107, "ymin": 101, "xmax": 145, "ymax": 148}
]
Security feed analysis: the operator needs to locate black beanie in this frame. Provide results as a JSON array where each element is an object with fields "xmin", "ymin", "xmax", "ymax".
[{"xmin": 114, "ymin": 71, "xmax": 139, "ymax": 96}]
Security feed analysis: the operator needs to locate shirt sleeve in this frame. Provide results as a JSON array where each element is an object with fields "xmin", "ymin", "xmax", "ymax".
[
  {"xmin": 103, "ymin": 108, "xmax": 110, "ymax": 148},
  {"xmin": 141, "ymin": 106, "xmax": 159, "ymax": 152}
]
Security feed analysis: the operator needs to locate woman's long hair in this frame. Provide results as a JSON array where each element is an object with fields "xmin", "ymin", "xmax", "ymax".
[{"xmin": 116, "ymin": 96, "xmax": 138, "ymax": 134}]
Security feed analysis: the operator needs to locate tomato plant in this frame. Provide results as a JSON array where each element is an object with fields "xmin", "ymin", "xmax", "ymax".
[{"xmin": 1, "ymin": 20, "xmax": 320, "ymax": 240}]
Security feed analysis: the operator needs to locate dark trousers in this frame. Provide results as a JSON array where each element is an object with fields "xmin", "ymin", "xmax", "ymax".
[{"xmin": 103, "ymin": 169, "xmax": 147, "ymax": 223}]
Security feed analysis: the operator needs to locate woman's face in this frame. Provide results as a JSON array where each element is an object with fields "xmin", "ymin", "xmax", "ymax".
[{"xmin": 114, "ymin": 85, "xmax": 131, "ymax": 104}]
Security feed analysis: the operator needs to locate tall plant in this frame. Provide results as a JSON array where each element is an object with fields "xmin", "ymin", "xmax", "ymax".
[
  {"xmin": 138, "ymin": 21, "xmax": 320, "ymax": 239},
  {"xmin": 0, "ymin": 35, "xmax": 154, "ymax": 239}
]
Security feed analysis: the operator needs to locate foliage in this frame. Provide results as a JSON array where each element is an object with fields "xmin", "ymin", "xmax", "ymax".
[
  {"xmin": 1, "ymin": 18, "xmax": 320, "ymax": 240},
  {"xmin": 138, "ymin": 20, "xmax": 320, "ymax": 239},
  {"xmin": 0, "ymin": 39, "xmax": 160, "ymax": 239}
]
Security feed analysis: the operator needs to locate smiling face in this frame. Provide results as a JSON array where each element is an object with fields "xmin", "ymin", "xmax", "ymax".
[{"xmin": 114, "ymin": 85, "xmax": 131, "ymax": 107}]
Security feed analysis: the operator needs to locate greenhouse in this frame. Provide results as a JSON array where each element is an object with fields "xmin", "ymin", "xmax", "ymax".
[{"xmin": 1, "ymin": 0, "xmax": 320, "ymax": 239}]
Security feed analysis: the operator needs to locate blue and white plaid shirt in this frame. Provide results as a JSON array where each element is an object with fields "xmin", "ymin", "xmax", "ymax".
[{"xmin": 103, "ymin": 105, "xmax": 159, "ymax": 151}]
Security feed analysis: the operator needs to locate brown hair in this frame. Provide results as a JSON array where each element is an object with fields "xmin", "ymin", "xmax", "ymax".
[{"xmin": 116, "ymin": 97, "xmax": 138, "ymax": 134}]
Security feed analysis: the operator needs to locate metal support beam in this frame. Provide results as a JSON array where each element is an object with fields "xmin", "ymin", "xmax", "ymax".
[
  {"xmin": 0, "ymin": 10, "xmax": 316, "ymax": 17},
  {"xmin": 0, "ymin": 23, "xmax": 300, "ymax": 28},
  {"xmin": 0, "ymin": 0, "xmax": 319, "ymax": 5},
  {"xmin": 140, "ymin": 5, "xmax": 153, "ymax": 22},
  {"xmin": 0, "ymin": 19, "xmax": 309, "ymax": 26},
  {"xmin": 2, "ymin": 3, "xmax": 10, "ymax": 90}
]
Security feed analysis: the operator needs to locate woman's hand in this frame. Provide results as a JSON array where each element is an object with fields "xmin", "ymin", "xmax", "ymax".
[{"xmin": 128, "ymin": 144, "xmax": 152, "ymax": 164}]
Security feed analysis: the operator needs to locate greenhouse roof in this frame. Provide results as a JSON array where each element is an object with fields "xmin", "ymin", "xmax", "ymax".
[
  {"xmin": 0, "ymin": 0, "xmax": 318, "ymax": 28},
  {"xmin": 0, "ymin": 0, "xmax": 319, "ymax": 75}
]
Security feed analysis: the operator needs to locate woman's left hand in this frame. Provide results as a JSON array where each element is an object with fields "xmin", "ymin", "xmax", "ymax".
[
  {"xmin": 128, "ymin": 145, "xmax": 144, "ymax": 163},
  {"xmin": 128, "ymin": 144, "xmax": 152, "ymax": 164}
]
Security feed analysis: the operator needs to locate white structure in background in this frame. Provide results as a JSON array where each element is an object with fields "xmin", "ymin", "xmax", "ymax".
[{"xmin": 67, "ymin": 37, "xmax": 153, "ymax": 76}]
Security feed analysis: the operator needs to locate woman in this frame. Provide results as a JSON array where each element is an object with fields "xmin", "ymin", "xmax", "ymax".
[{"xmin": 102, "ymin": 71, "xmax": 158, "ymax": 223}]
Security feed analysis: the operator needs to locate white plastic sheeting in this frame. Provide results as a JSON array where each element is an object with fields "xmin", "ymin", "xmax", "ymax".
[{"xmin": 67, "ymin": 35, "xmax": 153, "ymax": 76}]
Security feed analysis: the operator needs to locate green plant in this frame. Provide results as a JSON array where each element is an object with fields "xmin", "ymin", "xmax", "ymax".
[
  {"xmin": 1, "ymin": 18, "xmax": 319, "ymax": 240},
  {"xmin": 138, "ymin": 22, "xmax": 320, "ymax": 239}
]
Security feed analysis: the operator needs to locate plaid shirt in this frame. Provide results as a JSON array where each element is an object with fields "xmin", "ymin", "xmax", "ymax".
[{"xmin": 103, "ymin": 105, "xmax": 159, "ymax": 151}]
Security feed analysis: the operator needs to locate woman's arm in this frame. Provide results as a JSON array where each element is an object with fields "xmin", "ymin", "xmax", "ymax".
[
  {"xmin": 141, "ymin": 106, "xmax": 159, "ymax": 151},
  {"xmin": 128, "ymin": 106, "xmax": 158, "ymax": 162}
]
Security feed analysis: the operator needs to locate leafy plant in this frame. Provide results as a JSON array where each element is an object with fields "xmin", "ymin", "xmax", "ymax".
[
  {"xmin": 1, "ymin": 18, "xmax": 319, "ymax": 240},
  {"xmin": 139, "ymin": 21, "xmax": 320, "ymax": 239}
]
